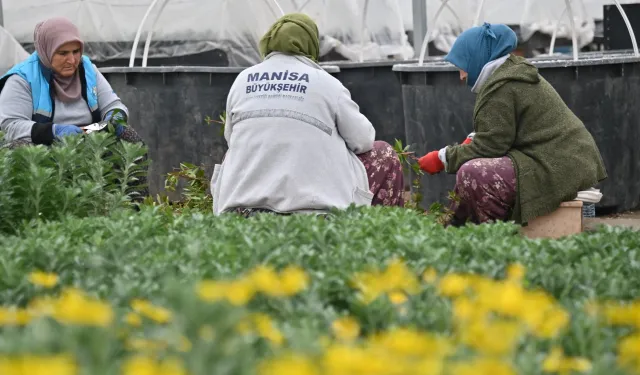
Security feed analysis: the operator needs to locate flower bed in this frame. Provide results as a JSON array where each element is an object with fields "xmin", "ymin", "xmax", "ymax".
[{"xmin": 0, "ymin": 134, "xmax": 638, "ymax": 375}]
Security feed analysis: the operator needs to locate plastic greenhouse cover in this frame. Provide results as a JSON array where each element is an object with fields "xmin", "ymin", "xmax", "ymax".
[
  {"xmin": 0, "ymin": 0, "xmax": 633, "ymax": 67},
  {"xmin": 0, "ymin": 25, "xmax": 29, "ymax": 76}
]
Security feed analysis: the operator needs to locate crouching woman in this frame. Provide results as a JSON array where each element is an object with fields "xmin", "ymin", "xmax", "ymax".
[
  {"xmin": 418, "ymin": 23, "xmax": 607, "ymax": 226},
  {"xmin": 211, "ymin": 13, "xmax": 405, "ymax": 217},
  {"xmin": 0, "ymin": 17, "xmax": 148, "ymax": 197}
]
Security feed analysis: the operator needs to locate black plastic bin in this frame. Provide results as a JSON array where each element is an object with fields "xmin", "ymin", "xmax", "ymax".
[
  {"xmin": 100, "ymin": 65, "xmax": 340, "ymax": 198},
  {"xmin": 393, "ymin": 52, "xmax": 640, "ymax": 214},
  {"xmin": 320, "ymin": 57, "xmax": 445, "ymax": 146}
]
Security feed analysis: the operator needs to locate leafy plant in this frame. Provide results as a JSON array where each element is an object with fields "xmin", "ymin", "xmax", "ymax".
[
  {"xmin": 142, "ymin": 162, "xmax": 213, "ymax": 214},
  {"xmin": 0, "ymin": 132, "xmax": 148, "ymax": 235},
  {"xmin": 393, "ymin": 139, "xmax": 424, "ymax": 211},
  {"xmin": 205, "ymin": 111, "xmax": 227, "ymax": 137},
  {"xmin": 0, "ymin": 207, "xmax": 638, "ymax": 374}
]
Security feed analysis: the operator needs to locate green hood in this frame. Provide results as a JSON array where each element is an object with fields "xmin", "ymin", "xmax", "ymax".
[
  {"xmin": 474, "ymin": 55, "xmax": 540, "ymax": 118},
  {"xmin": 259, "ymin": 13, "xmax": 320, "ymax": 62}
]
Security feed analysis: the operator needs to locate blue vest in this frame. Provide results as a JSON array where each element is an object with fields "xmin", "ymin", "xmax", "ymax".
[{"xmin": 0, "ymin": 52, "xmax": 101, "ymax": 124}]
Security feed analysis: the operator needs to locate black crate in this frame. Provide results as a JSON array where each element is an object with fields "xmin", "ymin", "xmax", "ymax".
[{"xmin": 604, "ymin": 2, "xmax": 640, "ymax": 51}]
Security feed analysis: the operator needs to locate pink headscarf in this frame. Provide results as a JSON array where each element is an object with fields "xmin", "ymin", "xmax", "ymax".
[{"xmin": 34, "ymin": 17, "xmax": 84, "ymax": 102}]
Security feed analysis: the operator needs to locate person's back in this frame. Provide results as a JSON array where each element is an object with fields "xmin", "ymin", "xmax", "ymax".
[
  {"xmin": 211, "ymin": 14, "xmax": 392, "ymax": 215},
  {"xmin": 471, "ymin": 54, "xmax": 607, "ymax": 222},
  {"xmin": 213, "ymin": 52, "xmax": 375, "ymax": 214}
]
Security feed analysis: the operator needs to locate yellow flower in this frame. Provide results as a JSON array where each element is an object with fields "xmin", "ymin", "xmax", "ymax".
[
  {"xmin": 437, "ymin": 274, "xmax": 470, "ymax": 298},
  {"xmin": 27, "ymin": 296, "xmax": 56, "ymax": 317},
  {"xmin": 350, "ymin": 259, "xmax": 421, "ymax": 304},
  {"xmin": 258, "ymin": 353, "xmax": 318, "ymax": 375},
  {"xmin": 122, "ymin": 355, "xmax": 157, "ymax": 375},
  {"xmin": 0, "ymin": 307, "xmax": 31, "ymax": 326},
  {"xmin": 543, "ymin": 347, "xmax": 592, "ymax": 374},
  {"xmin": 529, "ymin": 306, "xmax": 570, "ymax": 339},
  {"xmin": 53, "ymin": 288, "xmax": 113, "ymax": 327},
  {"xmin": 197, "ymin": 279, "xmax": 255, "ymax": 306},
  {"xmin": 0, "ymin": 354, "xmax": 78, "ymax": 375},
  {"xmin": 323, "ymin": 344, "xmax": 390, "ymax": 375},
  {"xmin": 253, "ymin": 313, "xmax": 284, "ymax": 346},
  {"xmin": 478, "ymin": 280, "xmax": 526, "ymax": 318},
  {"xmin": 198, "ymin": 325, "xmax": 216, "ymax": 342},
  {"xmin": 130, "ymin": 299, "xmax": 172, "ymax": 324},
  {"xmin": 226, "ymin": 279, "xmax": 257, "ymax": 306},
  {"xmin": 381, "ymin": 259, "xmax": 421, "ymax": 295},
  {"xmin": 279, "ymin": 265, "xmax": 310, "ymax": 296},
  {"xmin": 249, "ymin": 265, "xmax": 283, "ymax": 297},
  {"xmin": 450, "ymin": 358, "xmax": 515, "ymax": 375},
  {"xmin": 459, "ymin": 319, "xmax": 523, "ymax": 356},
  {"xmin": 452, "ymin": 296, "xmax": 486, "ymax": 323},
  {"xmin": 601, "ymin": 301, "xmax": 640, "ymax": 328},
  {"xmin": 237, "ymin": 313, "xmax": 284, "ymax": 346},
  {"xmin": 367, "ymin": 328, "xmax": 453, "ymax": 359},
  {"xmin": 331, "ymin": 316, "xmax": 361, "ymax": 342},
  {"xmin": 350, "ymin": 271, "xmax": 385, "ymax": 304},
  {"xmin": 506, "ymin": 263, "xmax": 526, "ymax": 282},
  {"xmin": 28, "ymin": 271, "xmax": 59, "ymax": 288},
  {"xmin": 422, "ymin": 267, "xmax": 438, "ymax": 283},
  {"xmin": 389, "ymin": 291, "xmax": 408, "ymax": 305},
  {"xmin": 411, "ymin": 358, "xmax": 444, "ymax": 375},
  {"xmin": 617, "ymin": 334, "xmax": 640, "ymax": 373},
  {"xmin": 197, "ymin": 280, "xmax": 227, "ymax": 302},
  {"xmin": 125, "ymin": 312, "xmax": 142, "ymax": 327}
]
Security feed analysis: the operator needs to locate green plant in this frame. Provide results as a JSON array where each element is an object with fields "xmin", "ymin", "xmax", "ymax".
[
  {"xmin": 142, "ymin": 162, "xmax": 213, "ymax": 214},
  {"xmin": 205, "ymin": 111, "xmax": 227, "ymax": 137},
  {"xmin": 0, "ymin": 132, "xmax": 147, "ymax": 235},
  {"xmin": 393, "ymin": 139, "xmax": 424, "ymax": 211},
  {"xmin": 0, "ymin": 207, "xmax": 638, "ymax": 374}
]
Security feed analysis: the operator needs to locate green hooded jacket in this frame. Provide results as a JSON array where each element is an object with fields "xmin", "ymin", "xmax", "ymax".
[
  {"xmin": 445, "ymin": 55, "xmax": 608, "ymax": 224},
  {"xmin": 259, "ymin": 13, "xmax": 320, "ymax": 62}
]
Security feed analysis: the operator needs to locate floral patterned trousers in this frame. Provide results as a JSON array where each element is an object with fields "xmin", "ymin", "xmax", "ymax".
[
  {"xmin": 449, "ymin": 156, "xmax": 517, "ymax": 226},
  {"xmin": 233, "ymin": 140, "xmax": 405, "ymax": 218},
  {"xmin": 356, "ymin": 141, "xmax": 405, "ymax": 207}
]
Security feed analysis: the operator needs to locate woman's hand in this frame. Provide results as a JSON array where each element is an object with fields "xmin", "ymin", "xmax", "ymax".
[
  {"xmin": 104, "ymin": 109, "xmax": 127, "ymax": 137},
  {"xmin": 418, "ymin": 151, "xmax": 445, "ymax": 175},
  {"xmin": 462, "ymin": 132, "xmax": 475, "ymax": 145},
  {"xmin": 52, "ymin": 124, "xmax": 83, "ymax": 139}
]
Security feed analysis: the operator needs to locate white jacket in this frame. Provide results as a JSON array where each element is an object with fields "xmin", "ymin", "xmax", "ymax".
[{"xmin": 211, "ymin": 52, "xmax": 376, "ymax": 215}]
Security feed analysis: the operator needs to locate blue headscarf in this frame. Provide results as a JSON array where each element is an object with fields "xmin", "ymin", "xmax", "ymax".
[{"xmin": 444, "ymin": 23, "xmax": 518, "ymax": 88}]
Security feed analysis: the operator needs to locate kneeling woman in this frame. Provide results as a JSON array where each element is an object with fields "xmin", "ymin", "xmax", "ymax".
[
  {"xmin": 0, "ymin": 17, "xmax": 148, "ymax": 196},
  {"xmin": 418, "ymin": 23, "xmax": 607, "ymax": 226},
  {"xmin": 212, "ymin": 14, "xmax": 404, "ymax": 217}
]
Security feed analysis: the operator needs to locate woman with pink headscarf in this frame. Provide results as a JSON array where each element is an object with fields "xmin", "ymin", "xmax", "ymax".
[{"xmin": 0, "ymin": 16, "xmax": 148, "ymax": 196}]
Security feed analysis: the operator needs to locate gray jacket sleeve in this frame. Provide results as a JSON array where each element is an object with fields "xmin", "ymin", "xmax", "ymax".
[
  {"xmin": 335, "ymin": 85, "xmax": 375, "ymax": 154},
  {"xmin": 95, "ymin": 66, "xmax": 129, "ymax": 120},
  {"xmin": 0, "ymin": 75, "xmax": 36, "ymax": 142}
]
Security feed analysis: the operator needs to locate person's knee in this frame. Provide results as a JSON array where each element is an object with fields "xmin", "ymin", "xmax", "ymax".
[
  {"xmin": 372, "ymin": 140, "xmax": 392, "ymax": 151},
  {"xmin": 456, "ymin": 160, "xmax": 482, "ymax": 183}
]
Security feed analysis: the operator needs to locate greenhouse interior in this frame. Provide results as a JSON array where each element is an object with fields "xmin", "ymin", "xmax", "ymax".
[{"xmin": 1, "ymin": 0, "xmax": 638, "ymax": 69}]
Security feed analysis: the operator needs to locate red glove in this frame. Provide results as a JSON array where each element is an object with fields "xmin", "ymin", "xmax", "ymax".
[
  {"xmin": 462, "ymin": 132, "xmax": 475, "ymax": 145},
  {"xmin": 418, "ymin": 151, "xmax": 444, "ymax": 175}
]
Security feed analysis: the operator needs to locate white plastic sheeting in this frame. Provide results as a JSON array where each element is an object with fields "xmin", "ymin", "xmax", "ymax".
[
  {"xmin": 0, "ymin": 25, "xmax": 28, "ymax": 76},
  {"xmin": 1, "ymin": 0, "xmax": 413, "ymax": 65},
  {"xmin": 400, "ymin": 0, "xmax": 640, "ymax": 53},
  {"xmin": 0, "ymin": 0, "xmax": 634, "ymax": 66}
]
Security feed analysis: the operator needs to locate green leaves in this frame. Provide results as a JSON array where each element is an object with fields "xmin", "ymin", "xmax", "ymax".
[
  {"xmin": 0, "ymin": 207, "xmax": 638, "ymax": 374},
  {"xmin": 0, "ymin": 132, "xmax": 148, "ymax": 235}
]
